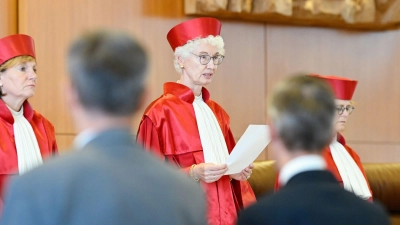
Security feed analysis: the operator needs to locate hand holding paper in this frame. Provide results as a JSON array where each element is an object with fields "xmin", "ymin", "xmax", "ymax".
[{"xmin": 225, "ymin": 125, "xmax": 270, "ymax": 175}]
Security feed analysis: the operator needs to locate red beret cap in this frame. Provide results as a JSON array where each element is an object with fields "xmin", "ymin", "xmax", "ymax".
[
  {"xmin": 0, "ymin": 34, "xmax": 35, "ymax": 65},
  {"xmin": 167, "ymin": 17, "xmax": 221, "ymax": 51},
  {"xmin": 310, "ymin": 74, "xmax": 358, "ymax": 100}
]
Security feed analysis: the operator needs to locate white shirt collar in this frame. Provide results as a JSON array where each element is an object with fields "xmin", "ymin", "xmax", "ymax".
[{"xmin": 279, "ymin": 154, "xmax": 326, "ymax": 186}]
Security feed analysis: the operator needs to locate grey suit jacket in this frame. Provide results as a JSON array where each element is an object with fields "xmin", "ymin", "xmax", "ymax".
[{"xmin": 0, "ymin": 128, "xmax": 206, "ymax": 225}]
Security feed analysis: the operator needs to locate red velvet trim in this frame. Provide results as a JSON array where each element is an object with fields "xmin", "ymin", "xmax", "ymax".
[
  {"xmin": 0, "ymin": 100, "xmax": 34, "ymax": 124},
  {"xmin": 337, "ymin": 132, "xmax": 346, "ymax": 145},
  {"xmin": 163, "ymin": 82, "xmax": 210, "ymax": 103}
]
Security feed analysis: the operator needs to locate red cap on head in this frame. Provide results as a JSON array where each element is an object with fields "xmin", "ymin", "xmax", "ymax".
[
  {"xmin": 0, "ymin": 34, "xmax": 36, "ymax": 65},
  {"xmin": 309, "ymin": 74, "xmax": 358, "ymax": 100},
  {"xmin": 167, "ymin": 17, "xmax": 221, "ymax": 51}
]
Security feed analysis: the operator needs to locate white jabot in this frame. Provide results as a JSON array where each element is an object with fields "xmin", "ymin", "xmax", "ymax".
[
  {"xmin": 330, "ymin": 138, "xmax": 372, "ymax": 200},
  {"xmin": 8, "ymin": 105, "xmax": 43, "ymax": 174},
  {"xmin": 192, "ymin": 94, "xmax": 229, "ymax": 164},
  {"xmin": 279, "ymin": 155, "xmax": 326, "ymax": 187}
]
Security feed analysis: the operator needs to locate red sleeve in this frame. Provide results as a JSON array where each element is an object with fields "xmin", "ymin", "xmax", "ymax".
[
  {"xmin": 136, "ymin": 116, "xmax": 165, "ymax": 159},
  {"xmin": 136, "ymin": 116, "xmax": 193, "ymax": 175}
]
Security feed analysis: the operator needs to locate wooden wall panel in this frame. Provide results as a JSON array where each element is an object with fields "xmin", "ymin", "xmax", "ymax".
[
  {"xmin": 18, "ymin": 0, "xmax": 266, "ymax": 152},
  {"xmin": 209, "ymin": 22, "xmax": 266, "ymax": 134},
  {"xmin": 18, "ymin": 0, "xmax": 190, "ymax": 148},
  {"xmin": 265, "ymin": 24, "xmax": 400, "ymax": 162},
  {"xmin": 55, "ymin": 135, "xmax": 76, "ymax": 153},
  {"xmin": 19, "ymin": 0, "xmax": 150, "ymax": 137},
  {"xmin": 0, "ymin": 0, "xmax": 17, "ymax": 37},
  {"xmin": 347, "ymin": 142, "xmax": 400, "ymax": 163},
  {"xmin": 18, "ymin": 0, "xmax": 400, "ymax": 162},
  {"xmin": 210, "ymin": 21, "xmax": 267, "ymax": 160}
]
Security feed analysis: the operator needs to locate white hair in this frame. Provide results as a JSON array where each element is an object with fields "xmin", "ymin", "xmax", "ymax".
[{"xmin": 173, "ymin": 35, "xmax": 225, "ymax": 73}]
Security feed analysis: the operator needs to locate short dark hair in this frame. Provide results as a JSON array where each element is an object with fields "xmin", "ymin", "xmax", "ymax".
[
  {"xmin": 268, "ymin": 75, "xmax": 335, "ymax": 152},
  {"xmin": 67, "ymin": 30, "xmax": 147, "ymax": 116}
]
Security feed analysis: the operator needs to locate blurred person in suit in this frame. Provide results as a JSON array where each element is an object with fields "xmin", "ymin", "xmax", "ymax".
[
  {"xmin": 0, "ymin": 34, "xmax": 58, "ymax": 214},
  {"xmin": 237, "ymin": 75, "xmax": 389, "ymax": 225},
  {"xmin": 0, "ymin": 30, "xmax": 206, "ymax": 225}
]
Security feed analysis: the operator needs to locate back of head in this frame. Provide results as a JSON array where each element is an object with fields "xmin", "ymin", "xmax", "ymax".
[
  {"xmin": 67, "ymin": 30, "xmax": 147, "ymax": 116},
  {"xmin": 268, "ymin": 75, "xmax": 336, "ymax": 153}
]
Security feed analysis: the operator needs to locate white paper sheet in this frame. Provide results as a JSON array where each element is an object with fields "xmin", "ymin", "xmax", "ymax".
[{"xmin": 225, "ymin": 125, "xmax": 270, "ymax": 175}]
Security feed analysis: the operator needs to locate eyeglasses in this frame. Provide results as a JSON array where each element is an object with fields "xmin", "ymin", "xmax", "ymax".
[
  {"xmin": 336, "ymin": 105, "xmax": 355, "ymax": 115},
  {"xmin": 190, "ymin": 53, "xmax": 225, "ymax": 65}
]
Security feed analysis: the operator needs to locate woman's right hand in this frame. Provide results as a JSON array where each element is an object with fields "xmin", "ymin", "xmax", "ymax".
[{"xmin": 193, "ymin": 163, "xmax": 228, "ymax": 183}]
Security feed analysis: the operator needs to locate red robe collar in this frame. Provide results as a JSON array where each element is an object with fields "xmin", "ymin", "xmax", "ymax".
[
  {"xmin": 163, "ymin": 82, "xmax": 210, "ymax": 103},
  {"xmin": 336, "ymin": 132, "xmax": 346, "ymax": 145},
  {"xmin": 0, "ymin": 100, "xmax": 33, "ymax": 124}
]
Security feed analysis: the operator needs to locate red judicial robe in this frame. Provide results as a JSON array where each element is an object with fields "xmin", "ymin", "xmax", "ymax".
[
  {"xmin": 0, "ymin": 100, "xmax": 58, "ymax": 213},
  {"xmin": 137, "ymin": 82, "xmax": 256, "ymax": 225},
  {"xmin": 275, "ymin": 134, "xmax": 372, "ymax": 199}
]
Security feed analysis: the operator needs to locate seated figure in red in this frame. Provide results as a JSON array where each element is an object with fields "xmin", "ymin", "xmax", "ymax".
[{"xmin": 275, "ymin": 74, "xmax": 372, "ymax": 201}]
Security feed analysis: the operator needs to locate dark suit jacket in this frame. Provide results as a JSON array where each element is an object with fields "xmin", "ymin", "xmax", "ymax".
[
  {"xmin": 237, "ymin": 170, "xmax": 390, "ymax": 225},
  {"xmin": 0, "ymin": 128, "xmax": 207, "ymax": 225}
]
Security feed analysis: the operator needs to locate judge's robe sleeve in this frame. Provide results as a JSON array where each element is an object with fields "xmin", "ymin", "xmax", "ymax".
[{"xmin": 136, "ymin": 116, "xmax": 191, "ymax": 175}]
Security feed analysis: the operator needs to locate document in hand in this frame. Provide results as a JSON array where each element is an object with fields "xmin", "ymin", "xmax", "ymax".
[{"xmin": 225, "ymin": 125, "xmax": 270, "ymax": 175}]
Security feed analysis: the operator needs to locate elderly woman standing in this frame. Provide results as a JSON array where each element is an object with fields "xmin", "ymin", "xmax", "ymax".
[
  {"xmin": 137, "ymin": 17, "xmax": 256, "ymax": 225},
  {"xmin": 311, "ymin": 74, "xmax": 372, "ymax": 200},
  {"xmin": 0, "ymin": 34, "xmax": 58, "ymax": 212}
]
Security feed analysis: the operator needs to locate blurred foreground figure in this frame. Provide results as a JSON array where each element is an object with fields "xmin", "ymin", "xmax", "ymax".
[
  {"xmin": 0, "ymin": 30, "xmax": 206, "ymax": 225},
  {"xmin": 237, "ymin": 75, "xmax": 389, "ymax": 225}
]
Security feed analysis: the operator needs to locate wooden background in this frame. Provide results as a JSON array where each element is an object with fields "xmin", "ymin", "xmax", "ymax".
[{"xmin": 1, "ymin": 0, "xmax": 399, "ymax": 162}]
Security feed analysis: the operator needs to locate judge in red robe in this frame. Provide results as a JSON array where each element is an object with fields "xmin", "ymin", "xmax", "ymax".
[
  {"xmin": 0, "ymin": 34, "xmax": 58, "ymax": 214},
  {"xmin": 274, "ymin": 74, "xmax": 372, "ymax": 200},
  {"xmin": 312, "ymin": 74, "xmax": 372, "ymax": 200},
  {"xmin": 137, "ymin": 18, "xmax": 256, "ymax": 225}
]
